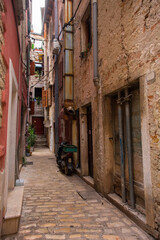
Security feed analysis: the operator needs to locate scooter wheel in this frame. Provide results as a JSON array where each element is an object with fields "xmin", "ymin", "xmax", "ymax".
[{"xmin": 65, "ymin": 166, "xmax": 72, "ymax": 176}]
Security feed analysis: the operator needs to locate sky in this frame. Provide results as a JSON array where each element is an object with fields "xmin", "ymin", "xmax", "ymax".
[{"xmin": 32, "ymin": 0, "xmax": 45, "ymax": 34}]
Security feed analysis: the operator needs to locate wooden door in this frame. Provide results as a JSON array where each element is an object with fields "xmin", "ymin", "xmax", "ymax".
[
  {"xmin": 87, "ymin": 105, "xmax": 93, "ymax": 178},
  {"xmin": 32, "ymin": 117, "xmax": 44, "ymax": 135}
]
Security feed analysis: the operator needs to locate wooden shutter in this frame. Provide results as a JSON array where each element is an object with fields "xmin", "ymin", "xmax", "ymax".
[
  {"xmin": 30, "ymin": 101, "xmax": 34, "ymax": 114},
  {"xmin": 48, "ymin": 87, "xmax": 52, "ymax": 106},
  {"xmin": 30, "ymin": 61, "xmax": 35, "ymax": 75},
  {"xmin": 42, "ymin": 88, "xmax": 48, "ymax": 107}
]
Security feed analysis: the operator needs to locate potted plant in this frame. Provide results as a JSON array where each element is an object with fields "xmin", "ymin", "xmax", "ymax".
[
  {"xmin": 26, "ymin": 143, "xmax": 31, "ymax": 157},
  {"xmin": 35, "ymin": 97, "xmax": 41, "ymax": 105},
  {"xmin": 35, "ymin": 71, "xmax": 39, "ymax": 78},
  {"xmin": 27, "ymin": 126, "xmax": 36, "ymax": 154}
]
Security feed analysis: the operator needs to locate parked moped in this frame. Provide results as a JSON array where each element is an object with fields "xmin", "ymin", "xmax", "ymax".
[{"xmin": 57, "ymin": 142, "xmax": 77, "ymax": 175}]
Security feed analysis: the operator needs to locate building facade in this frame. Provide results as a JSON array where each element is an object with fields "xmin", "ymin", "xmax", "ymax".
[
  {"xmin": 29, "ymin": 33, "xmax": 44, "ymax": 136},
  {"xmin": 43, "ymin": 0, "xmax": 160, "ymax": 238},
  {"xmin": 0, "ymin": 0, "xmax": 31, "ymax": 236}
]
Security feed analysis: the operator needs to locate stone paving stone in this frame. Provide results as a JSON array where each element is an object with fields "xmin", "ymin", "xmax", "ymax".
[
  {"xmin": 45, "ymin": 235, "xmax": 66, "ymax": 239},
  {"xmin": 102, "ymin": 236, "xmax": 121, "ymax": 240},
  {"xmin": 84, "ymin": 235, "xmax": 100, "ymax": 239},
  {"xmin": 35, "ymin": 228, "xmax": 48, "ymax": 234},
  {"xmin": 2, "ymin": 148, "xmax": 154, "ymax": 240},
  {"xmin": 24, "ymin": 235, "xmax": 43, "ymax": 239}
]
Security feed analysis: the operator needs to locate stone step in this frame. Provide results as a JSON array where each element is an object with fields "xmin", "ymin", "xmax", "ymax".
[
  {"xmin": 2, "ymin": 186, "xmax": 24, "ymax": 236},
  {"xmin": 35, "ymin": 146, "xmax": 48, "ymax": 148},
  {"xmin": 35, "ymin": 145, "xmax": 48, "ymax": 148},
  {"xmin": 36, "ymin": 135, "xmax": 46, "ymax": 138},
  {"xmin": 35, "ymin": 142, "xmax": 47, "ymax": 146},
  {"xmin": 35, "ymin": 135, "xmax": 47, "ymax": 148},
  {"xmin": 35, "ymin": 140, "xmax": 47, "ymax": 143},
  {"xmin": 35, "ymin": 142, "xmax": 48, "ymax": 147},
  {"xmin": 36, "ymin": 138, "xmax": 47, "ymax": 142},
  {"xmin": 35, "ymin": 139, "xmax": 47, "ymax": 143}
]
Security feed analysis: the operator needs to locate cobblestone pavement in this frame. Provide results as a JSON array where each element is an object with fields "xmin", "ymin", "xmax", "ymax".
[{"xmin": 4, "ymin": 148, "xmax": 154, "ymax": 240}]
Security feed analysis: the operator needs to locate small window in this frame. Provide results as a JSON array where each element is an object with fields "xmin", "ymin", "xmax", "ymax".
[
  {"xmin": 81, "ymin": 3, "xmax": 92, "ymax": 55},
  {"xmin": 35, "ymin": 64, "xmax": 42, "ymax": 75},
  {"xmin": 35, "ymin": 88, "xmax": 42, "ymax": 98}
]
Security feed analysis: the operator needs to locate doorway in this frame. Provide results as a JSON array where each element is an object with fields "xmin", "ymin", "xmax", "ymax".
[
  {"xmin": 112, "ymin": 86, "xmax": 144, "ymax": 212},
  {"xmin": 87, "ymin": 105, "xmax": 93, "ymax": 178},
  {"xmin": 32, "ymin": 117, "xmax": 44, "ymax": 135},
  {"xmin": 5, "ymin": 59, "xmax": 18, "ymax": 201}
]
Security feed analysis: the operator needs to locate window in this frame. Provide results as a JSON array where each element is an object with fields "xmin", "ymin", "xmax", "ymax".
[
  {"xmin": 35, "ymin": 88, "xmax": 42, "ymax": 98},
  {"xmin": 35, "ymin": 63, "xmax": 42, "ymax": 75},
  {"xmin": 81, "ymin": 3, "xmax": 92, "ymax": 55}
]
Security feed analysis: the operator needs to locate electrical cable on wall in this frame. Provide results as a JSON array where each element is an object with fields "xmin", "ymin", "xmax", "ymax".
[{"xmin": 57, "ymin": 0, "xmax": 82, "ymax": 40}]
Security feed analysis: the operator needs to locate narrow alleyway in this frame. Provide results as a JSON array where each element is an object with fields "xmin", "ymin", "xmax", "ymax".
[{"xmin": 4, "ymin": 148, "xmax": 154, "ymax": 240}]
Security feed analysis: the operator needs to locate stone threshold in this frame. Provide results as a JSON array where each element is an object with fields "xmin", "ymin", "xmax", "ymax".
[
  {"xmin": 75, "ymin": 169, "xmax": 159, "ymax": 239},
  {"xmin": 2, "ymin": 186, "xmax": 24, "ymax": 236},
  {"xmin": 75, "ymin": 168, "xmax": 94, "ymax": 188},
  {"xmin": 106, "ymin": 193, "xmax": 159, "ymax": 240}
]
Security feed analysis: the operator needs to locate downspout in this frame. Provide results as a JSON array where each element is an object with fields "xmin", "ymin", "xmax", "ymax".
[
  {"xmin": 27, "ymin": 45, "xmax": 30, "ymax": 122},
  {"xmin": 55, "ymin": 0, "xmax": 59, "ymax": 154},
  {"xmin": 93, "ymin": 0, "xmax": 104, "ymax": 189},
  {"xmin": 93, "ymin": 0, "xmax": 98, "ymax": 86},
  {"xmin": 26, "ymin": 4, "xmax": 30, "ymax": 123},
  {"xmin": 117, "ymin": 91, "xmax": 126, "ymax": 203},
  {"xmin": 125, "ymin": 87, "xmax": 135, "ymax": 209}
]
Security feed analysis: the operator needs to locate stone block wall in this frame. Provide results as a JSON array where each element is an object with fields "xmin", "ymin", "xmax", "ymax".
[
  {"xmin": 0, "ymin": 0, "xmax": 5, "ymax": 128},
  {"xmin": 73, "ymin": 0, "xmax": 160, "ymax": 234},
  {"xmin": 73, "ymin": 0, "xmax": 96, "ymax": 108},
  {"xmin": 98, "ymin": 0, "xmax": 160, "ymax": 233},
  {"xmin": 146, "ymin": 70, "xmax": 160, "ymax": 232},
  {"xmin": 98, "ymin": 0, "xmax": 160, "ymax": 94}
]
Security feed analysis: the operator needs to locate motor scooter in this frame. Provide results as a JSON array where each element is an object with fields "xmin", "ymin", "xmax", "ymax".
[{"xmin": 57, "ymin": 142, "xmax": 77, "ymax": 175}]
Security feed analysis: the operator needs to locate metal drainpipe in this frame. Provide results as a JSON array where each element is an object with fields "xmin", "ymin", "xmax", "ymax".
[
  {"xmin": 125, "ymin": 87, "xmax": 135, "ymax": 209},
  {"xmin": 27, "ymin": 43, "xmax": 30, "ymax": 123},
  {"xmin": 93, "ymin": 0, "xmax": 98, "ymax": 86},
  {"xmin": 55, "ymin": 0, "xmax": 59, "ymax": 154},
  {"xmin": 117, "ymin": 91, "xmax": 126, "ymax": 203}
]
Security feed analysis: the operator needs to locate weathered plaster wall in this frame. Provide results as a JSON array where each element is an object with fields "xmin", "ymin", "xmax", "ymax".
[
  {"xmin": 98, "ymin": 0, "xmax": 160, "ymax": 232},
  {"xmin": 0, "ymin": 0, "xmax": 5, "ymax": 129},
  {"xmin": 0, "ymin": 0, "xmax": 22, "ymax": 235},
  {"xmin": 0, "ymin": 0, "xmax": 23, "ymax": 168},
  {"xmin": 0, "ymin": 7, "xmax": 5, "ymax": 219}
]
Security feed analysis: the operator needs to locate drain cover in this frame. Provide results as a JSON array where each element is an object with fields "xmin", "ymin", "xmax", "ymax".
[{"xmin": 77, "ymin": 191, "xmax": 101, "ymax": 201}]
